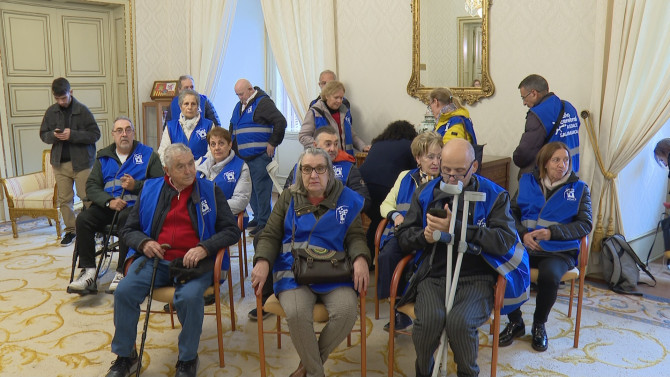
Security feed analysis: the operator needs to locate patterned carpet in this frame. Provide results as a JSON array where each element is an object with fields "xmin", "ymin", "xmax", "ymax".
[{"xmin": 1, "ymin": 218, "xmax": 670, "ymax": 377}]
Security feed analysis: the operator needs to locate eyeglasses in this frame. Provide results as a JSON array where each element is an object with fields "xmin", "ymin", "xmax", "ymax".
[
  {"xmin": 441, "ymin": 159, "xmax": 475, "ymax": 181},
  {"xmin": 112, "ymin": 127, "xmax": 134, "ymax": 135},
  {"xmin": 300, "ymin": 165, "xmax": 327, "ymax": 175},
  {"xmin": 521, "ymin": 90, "xmax": 534, "ymax": 100}
]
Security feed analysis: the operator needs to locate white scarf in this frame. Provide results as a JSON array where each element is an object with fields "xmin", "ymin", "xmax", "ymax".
[
  {"xmin": 541, "ymin": 172, "xmax": 570, "ymax": 196},
  {"xmin": 178, "ymin": 112, "xmax": 201, "ymax": 140}
]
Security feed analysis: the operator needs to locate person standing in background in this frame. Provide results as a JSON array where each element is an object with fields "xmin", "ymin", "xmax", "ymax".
[
  {"xmin": 39, "ymin": 77, "xmax": 101, "ymax": 247},
  {"xmin": 166, "ymin": 75, "xmax": 221, "ymax": 127},
  {"xmin": 513, "ymin": 74, "xmax": 580, "ymax": 178}
]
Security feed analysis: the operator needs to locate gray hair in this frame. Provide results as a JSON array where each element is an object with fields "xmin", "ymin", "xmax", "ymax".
[
  {"xmin": 319, "ymin": 69, "xmax": 337, "ymax": 80},
  {"xmin": 163, "ymin": 143, "xmax": 193, "ymax": 169},
  {"xmin": 113, "ymin": 115, "xmax": 134, "ymax": 130},
  {"xmin": 518, "ymin": 74, "xmax": 549, "ymax": 93},
  {"xmin": 178, "ymin": 75, "xmax": 195, "ymax": 89},
  {"xmin": 178, "ymin": 89, "xmax": 200, "ymax": 107},
  {"xmin": 290, "ymin": 147, "xmax": 335, "ymax": 196}
]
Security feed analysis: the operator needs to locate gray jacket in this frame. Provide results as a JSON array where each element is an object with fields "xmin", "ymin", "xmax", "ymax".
[{"xmin": 39, "ymin": 97, "xmax": 100, "ymax": 172}]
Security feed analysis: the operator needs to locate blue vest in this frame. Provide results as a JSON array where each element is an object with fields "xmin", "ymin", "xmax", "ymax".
[
  {"xmin": 197, "ymin": 155, "xmax": 249, "ymax": 229},
  {"xmin": 272, "ymin": 187, "xmax": 364, "ymax": 295},
  {"xmin": 380, "ymin": 169, "xmax": 419, "ymax": 249},
  {"xmin": 435, "ymin": 115, "xmax": 478, "ymax": 145},
  {"xmin": 291, "ymin": 160, "xmax": 352, "ymax": 186},
  {"xmin": 418, "ymin": 176, "xmax": 530, "ymax": 315},
  {"xmin": 230, "ymin": 95, "xmax": 272, "ymax": 158},
  {"xmin": 100, "ymin": 143, "xmax": 154, "ymax": 206},
  {"xmin": 530, "ymin": 95, "xmax": 580, "ymax": 172},
  {"xmin": 169, "ymin": 94, "xmax": 207, "ymax": 124},
  {"xmin": 517, "ymin": 174, "xmax": 585, "ymax": 258},
  {"xmin": 128, "ymin": 177, "xmax": 228, "ymax": 271},
  {"xmin": 165, "ymin": 118, "xmax": 213, "ymax": 161},
  {"xmin": 312, "ymin": 107, "xmax": 355, "ymax": 156}
]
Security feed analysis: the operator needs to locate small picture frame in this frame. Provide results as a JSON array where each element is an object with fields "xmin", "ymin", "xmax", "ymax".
[{"xmin": 150, "ymin": 80, "xmax": 179, "ymax": 100}]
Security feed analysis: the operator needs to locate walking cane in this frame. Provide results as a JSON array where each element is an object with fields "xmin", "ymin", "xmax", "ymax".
[
  {"xmin": 136, "ymin": 243, "xmax": 170, "ymax": 377},
  {"xmin": 432, "ymin": 184, "xmax": 487, "ymax": 377}
]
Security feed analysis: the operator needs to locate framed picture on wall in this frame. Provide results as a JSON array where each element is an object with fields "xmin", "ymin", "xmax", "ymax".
[{"xmin": 150, "ymin": 80, "xmax": 179, "ymax": 100}]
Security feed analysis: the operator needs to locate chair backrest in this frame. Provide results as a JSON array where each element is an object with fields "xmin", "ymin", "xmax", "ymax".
[
  {"xmin": 43, "ymin": 150, "xmax": 55, "ymax": 188},
  {"xmin": 266, "ymin": 160, "xmax": 284, "ymax": 194}
]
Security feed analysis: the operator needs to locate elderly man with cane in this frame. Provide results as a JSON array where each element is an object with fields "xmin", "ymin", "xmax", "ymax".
[
  {"xmin": 396, "ymin": 138, "xmax": 529, "ymax": 377},
  {"xmin": 106, "ymin": 143, "xmax": 240, "ymax": 377},
  {"xmin": 67, "ymin": 116, "xmax": 163, "ymax": 295}
]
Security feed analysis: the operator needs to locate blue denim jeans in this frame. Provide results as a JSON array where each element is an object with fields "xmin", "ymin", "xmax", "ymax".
[
  {"xmin": 111, "ymin": 256, "xmax": 213, "ymax": 361},
  {"xmin": 246, "ymin": 153, "xmax": 273, "ymax": 227}
]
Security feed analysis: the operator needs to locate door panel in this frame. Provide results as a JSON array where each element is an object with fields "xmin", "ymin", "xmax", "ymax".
[
  {"xmin": 1, "ymin": 11, "xmax": 52, "ymax": 76},
  {"xmin": 63, "ymin": 16, "xmax": 105, "ymax": 76}
]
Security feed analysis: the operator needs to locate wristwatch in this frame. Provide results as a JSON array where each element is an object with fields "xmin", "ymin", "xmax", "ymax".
[{"xmin": 105, "ymin": 200, "xmax": 111, "ymax": 208}]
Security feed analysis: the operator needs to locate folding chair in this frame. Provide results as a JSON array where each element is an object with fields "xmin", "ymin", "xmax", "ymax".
[
  {"xmin": 529, "ymin": 235, "xmax": 588, "ymax": 348},
  {"xmin": 255, "ymin": 289, "xmax": 367, "ymax": 377},
  {"xmin": 387, "ymin": 254, "xmax": 506, "ymax": 377},
  {"xmin": 124, "ymin": 248, "xmax": 236, "ymax": 367}
]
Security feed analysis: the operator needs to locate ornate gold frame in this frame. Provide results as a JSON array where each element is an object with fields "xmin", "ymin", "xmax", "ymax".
[{"xmin": 407, "ymin": 0, "xmax": 494, "ymax": 105}]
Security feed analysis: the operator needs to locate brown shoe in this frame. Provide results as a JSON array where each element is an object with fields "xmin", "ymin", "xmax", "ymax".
[{"xmin": 288, "ymin": 361, "xmax": 306, "ymax": 377}]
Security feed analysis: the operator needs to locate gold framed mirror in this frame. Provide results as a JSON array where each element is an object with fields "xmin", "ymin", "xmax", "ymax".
[{"xmin": 407, "ymin": 0, "xmax": 494, "ymax": 105}]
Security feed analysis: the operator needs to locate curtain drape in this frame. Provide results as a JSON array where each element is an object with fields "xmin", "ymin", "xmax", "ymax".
[
  {"xmin": 190, "ymin": 0, "xmax": 237, "ymax": 96},
  {"xmin": 260, "ymin": 0, "xmax": 337, "ymax": 120},
  {"xmin": 584, "ymin": 0, "xmax": 670, "ymax": 258}
]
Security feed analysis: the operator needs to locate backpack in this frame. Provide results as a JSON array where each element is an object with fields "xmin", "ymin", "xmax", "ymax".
[{"xmin": 601, "ymin": 234, "xmax": 656, "ymax": 295}]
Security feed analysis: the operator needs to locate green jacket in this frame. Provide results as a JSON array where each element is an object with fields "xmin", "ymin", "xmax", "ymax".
[
  {"xmin": 254, "ymin": 179, "xmax": 371, "ymax": 269},
  {"xmin": 85, "ymin": 140, "xmax": 164, "ymax": 208}
]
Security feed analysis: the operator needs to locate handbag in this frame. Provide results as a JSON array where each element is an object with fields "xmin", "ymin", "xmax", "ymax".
[
  {"xmin": 289, "ymin": 212, "xmax": 353, "ymax": 285},
  {"xmin": 169, "ymin": 257, "xmax": 213, "ymax": 284}
]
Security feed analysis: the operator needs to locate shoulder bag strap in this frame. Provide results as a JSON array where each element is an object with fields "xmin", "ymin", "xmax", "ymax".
[{"xmin": 544, "ymin": 100, "xmax": 566, "ymax": 144}]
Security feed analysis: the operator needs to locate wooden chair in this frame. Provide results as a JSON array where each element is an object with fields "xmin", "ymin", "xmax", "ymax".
[
  {"xmin": 229, "ymin": 212, "xmax": 248, "ymax": 297},
  {"xmin": 1, "ymin": 150, "xmax": 61, "ymax": 239},
  {"xmin": 529, "ymin": 235, "xmax": 588, "ymax": 348},
  {"xmin": 124, "ymin": 248, "xmax": 236, "ymax": 367},
  {"xmin": 256, "ymin": 289, "xmax": 367, "ymax": 377},
  {"xmin": 387, "ymin": 254, "xmax": 506, "ymax": 377},
  {"xmin": 374, "ymin": 218, "xmax": 389, "ymax": 319}
]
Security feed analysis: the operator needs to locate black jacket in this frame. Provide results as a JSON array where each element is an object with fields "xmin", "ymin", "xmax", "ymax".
[
  {"xmin": 120, "ymin": 178, "xmax": 240, "ymax": 259},
  {"xmin": 39, "ymin": 97, "xmax": 101, "ymax": 172}
]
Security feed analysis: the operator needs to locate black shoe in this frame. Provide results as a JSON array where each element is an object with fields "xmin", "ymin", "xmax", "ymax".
[
  {"xmin": 204, "ymin": 294, "xmax": 215, "ymax": 306},
  {"xmin": 498, "ymin": 319, "xmax": 525, "ymax": 347},
  {"xmin": 531, "ymin": 322, "xmax": 548, "ymax": 352},
  {"xmin": 384, "ymin": 311, "xmax": 414, "ymax": 332},
  {"xmin": 60, "ymin": 232, "xmax": 76, "ymax": 247},
  {"xmin": 248, "ymin": 225, "xmax": 264, "ymax": 237},
  {"xmin": 175, "ymin": 356, "xmax": 199, "ymax": 377},
  {"xmin": 248, "ymin": 308, "xmax": 272, "ymax": 321},
  {"xmin": 105, "ymin": 350, "xmax": 138, "ymax": 377}
]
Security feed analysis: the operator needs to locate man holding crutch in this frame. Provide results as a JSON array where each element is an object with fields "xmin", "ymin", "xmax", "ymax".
[
  {"xmin": 396, "ymin": 138, "xmax": 530, "ymax": 377},
  {"xmin": 68, "ymin": 116, "xmax": 163, "ymax": 294},
  {"xmin": 106, "ymin": 143, "xmax": 239, "ymax": 377}
]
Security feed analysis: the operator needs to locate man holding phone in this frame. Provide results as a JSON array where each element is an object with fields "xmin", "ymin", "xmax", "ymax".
[
  {"xmin": 40, "ymin": 77, "xmax": 100, "ymax": 246},
  {"xmin": 395, "ymin": 138, "xmax": 529, "ymax": 377}
]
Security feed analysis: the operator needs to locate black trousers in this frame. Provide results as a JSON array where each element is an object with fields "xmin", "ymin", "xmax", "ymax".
[
  {"xmin": 377, "ymin": 236, "xmax": 406, "ymax": 299},
  {"xmin": 508, "ymin": 254, "xmax": 572, "ymax": 324},
  {"xmin": 74, "ymin": 204, "xmax": 131, "ymax": 272}
]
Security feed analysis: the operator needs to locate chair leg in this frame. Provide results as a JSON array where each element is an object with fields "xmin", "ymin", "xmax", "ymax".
[
  {"xmin": 360, "ymin": 292, "xmax": 367, "ymax": 377},
  {"xmin": 256, "ymin": 294, "xmax": 267, "ymax": 377},
  {"xmin": 10, "ymin": 219, "xmax": 18, "ymax": 238},
  {"xmin": 277, "ymin": 315, "xmax": 282, "ymax": 349},
  {"xmin": 243, "ymin": 231, "xmax": 249, "ymax": 277},
  {"xmin": 568, "ymin": 280, "xmax": 575, "ymax": 318},
  {"xmin": 169, "ymin": 303, "xmax": 175, "ymax": 329},
  {"xmin": 491, "ymin": 307, "xmax": 500, "ymax": 377},
  {"xmin": 388, "ymin": 297, "xmax": 396, "ymax": 377},
  {"xmin": 214, "ymin": 272, "xmax": 225, "ymax": 367},
  {"xmin": 238, "ymin": 239, "xmax": 245, "ymax": 298},
  {"xmin": 55, "ymin": 216, "xmax": 62, "ymax": 239},
  {"xmin": 374, "ymin": 254, "xmax": 380, "ymax": 319},
  {"xmin": 228, "ymin": 266, "xmax": 236, "ymax": 332},
  {"xmin": 574, "ymin": 275, "xmax": 585, "ymax": 348}
]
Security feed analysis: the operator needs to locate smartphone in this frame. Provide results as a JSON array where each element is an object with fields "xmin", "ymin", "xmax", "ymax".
[
  {"xmin": 54, "ymin": 129, "xmax": 63, "ymax": 133},
  {"xmin": 428, "ymin": 208, "xmax": 448, "ymax": 218}
]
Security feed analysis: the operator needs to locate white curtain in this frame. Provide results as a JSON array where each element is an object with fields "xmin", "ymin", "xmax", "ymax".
[
  {"xmin": 190, "ymin": 0, "xmax": 238, "ymax": 96},
  {"xmin": 260, "ymin": 0, "xmax": 337, "ymax": 120},
  {"xmin": 583, "ymin": 0, "xmax": 670, "ymax": 256}
]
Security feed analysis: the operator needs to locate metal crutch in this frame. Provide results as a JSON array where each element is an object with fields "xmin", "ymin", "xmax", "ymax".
[
  {"xmin": 433, "ymin": 185, "xmax": 487, "ymax": 377},
  {"xmin": 96, "ymin": 188, "xmax": 126, "ymax": 290},
  {"xmin": 136, "ymin": 243, "xmax": 169, "ymax": 377}
]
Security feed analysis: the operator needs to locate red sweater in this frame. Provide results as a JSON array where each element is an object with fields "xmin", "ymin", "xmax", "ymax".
[{"xmin": 156, "ymin": 178, "xmax": 201, "ymax": 261}]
